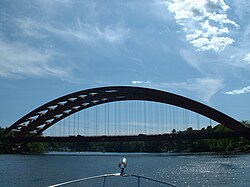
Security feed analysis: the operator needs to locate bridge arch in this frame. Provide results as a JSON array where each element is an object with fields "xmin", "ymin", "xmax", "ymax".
[{"xmin": 5, "ymin": 86, "xmax": 250, "ymax": 136}]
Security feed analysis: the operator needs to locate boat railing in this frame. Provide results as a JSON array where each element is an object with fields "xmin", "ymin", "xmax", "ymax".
[{"xmin": 49, "ymin": 157, "xmax": 177, "ymax": 187}]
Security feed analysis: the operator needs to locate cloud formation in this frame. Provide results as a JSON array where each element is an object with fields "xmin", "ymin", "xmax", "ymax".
[
  {"xmin": 45, "ymin": 19, "xmax": 130, "ymax": 45},
  {"xmin": 15, "ymin": 17, "xmax": 130, "ymax": 45},
  {"xmin": 167, "ymin": 0, "xmax": 238, "ymax": 52},
  {"xmin": 161, "ymin": 78, "xmax": 224, "ymax": 102},
  {"xmin": 15, "ymin": 18, "xmax": 47, "ymax": 39},
  {"xmin": 225, "ymin": 86, "xmax": 250, "ymax": 95},
  {"xmin": 0, "ymin": 39, "xmax": 69, "ymax": 79},
  {"xmin": 243, "ymin": 52, "xmax": 250, "ymax": 64},
  {"xmin": 131, "ymin": 78, "xmax": 224, "ymax": 102},
  {"xmin": 132, "ymin": 80, "xmax": 151, "ymax": 84},
  {"xmin": 0, "ymin": 13, "xmax": 129, "ymax": 79}
]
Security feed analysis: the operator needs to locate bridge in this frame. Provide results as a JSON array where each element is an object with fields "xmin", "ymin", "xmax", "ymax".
[{"xmin": 4, "ymin": 86, "xmax": 250, "ymax": 144}]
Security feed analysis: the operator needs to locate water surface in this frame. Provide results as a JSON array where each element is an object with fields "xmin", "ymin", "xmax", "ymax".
[{"xmin": 0, "ymin": 152, "xmax": 249, "ymax": 186}]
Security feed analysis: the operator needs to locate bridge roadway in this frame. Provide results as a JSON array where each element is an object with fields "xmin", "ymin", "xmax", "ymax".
[{"xmin": 6, "ymin": 131, "xmax": 250, "ymax": 143}]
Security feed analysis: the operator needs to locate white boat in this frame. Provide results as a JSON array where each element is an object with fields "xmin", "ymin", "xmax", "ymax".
[{"xmin": 49, "ymin": 157, "xmax": 177, "ymax": 187}]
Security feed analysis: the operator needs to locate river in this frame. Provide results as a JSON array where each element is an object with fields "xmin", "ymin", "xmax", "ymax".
[{"xmin": 0, "ymin": 152, "xmax": 249, "ymax": 187}]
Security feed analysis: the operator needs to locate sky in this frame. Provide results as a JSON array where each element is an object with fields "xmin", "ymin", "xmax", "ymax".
[{"xmin": 1, "ymin": 0, "xmax": 250, "ymax": 128}]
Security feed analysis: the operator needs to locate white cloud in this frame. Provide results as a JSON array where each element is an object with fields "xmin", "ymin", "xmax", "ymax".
[
  {"xmin": 0, "ymin": 7, "xmax": 130, "ymax": 80},
  {"xmin": 190, "ymin": 36, "xmax": 234, "ymax": 52},
  {"xmin": 161, "ymin": 78, "xmax": 224, "ymax": 102},
  {"xmin": 225, "ymin": 86, "xmax": 250, "ymax": 95},
  {"xmin": 0, "ymin": 39, "xmax": 69, "ymax": 79},
  {"xmin": 132, "ymin": 80, "xmax": 143, "ymax": 84},
  {"xmin": 12, "ymin": 15, "xmax": 130, "ymax": 45},
  {"xmin": 167, "ymin": 0, "xmax": 238, "ymax": 52},
  {"xmin": 208, "ymin": 13, "xmax": 239, "ymax": 28},
  {"xmin": 24, "ymin": 17, "xmax": 130, "ymax": 45},
  {"xmin": 131, "ymin": 78, "xmax": 224, "ymax": 102},
  {"xmin": 224, "ymin": 49, "xmax": 250, "ymax": 70},
  {"xmin": 95, "ymin": 23, "xmax": 130, "ymax": 44},
  {"xmin": 132, "ymin": 80, "xmax": 151, "ymax": 84},
  {"xmin": 15, "ymin": 18, "xmax": 47, "ymax": 39},
  {"xmin": 243, "ymin": 53, "xmax": 250, "ymax": 64}
]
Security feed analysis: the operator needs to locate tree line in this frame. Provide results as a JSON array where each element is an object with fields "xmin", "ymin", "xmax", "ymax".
[{"xmin": 1, "ymin": 121, "xmax": 250, "ymax": 153}]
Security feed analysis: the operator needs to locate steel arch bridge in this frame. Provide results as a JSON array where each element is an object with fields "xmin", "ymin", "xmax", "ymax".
[{"xmin": 5, "ymin": 86, "xmax": 250, "ymax": 138}]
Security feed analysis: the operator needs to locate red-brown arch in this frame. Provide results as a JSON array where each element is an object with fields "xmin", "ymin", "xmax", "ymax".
[{"xmin": 5, "ymin": 86, "xmax": 250, "ymax": 137}]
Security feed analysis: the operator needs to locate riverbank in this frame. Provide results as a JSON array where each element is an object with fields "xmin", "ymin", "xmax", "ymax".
[{"xmin": 1, "ymin": 124, "xmax": 250, "ymax": 154}]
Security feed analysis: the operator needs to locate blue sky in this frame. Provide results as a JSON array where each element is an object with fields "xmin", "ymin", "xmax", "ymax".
[{"xmin": 1, "ymin": 0, "xmax": 250, "ymax": 128}]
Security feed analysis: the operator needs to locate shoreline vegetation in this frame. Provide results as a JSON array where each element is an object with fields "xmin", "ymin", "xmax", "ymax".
[{"xmin": 1, "ymin": 122, "xmax": 250, "ymax": 154}]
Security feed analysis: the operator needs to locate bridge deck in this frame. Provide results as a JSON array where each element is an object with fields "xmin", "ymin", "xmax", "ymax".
[{"xmin": 5, "ymin": 131, "xmax": 250, "ymax": 143}]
